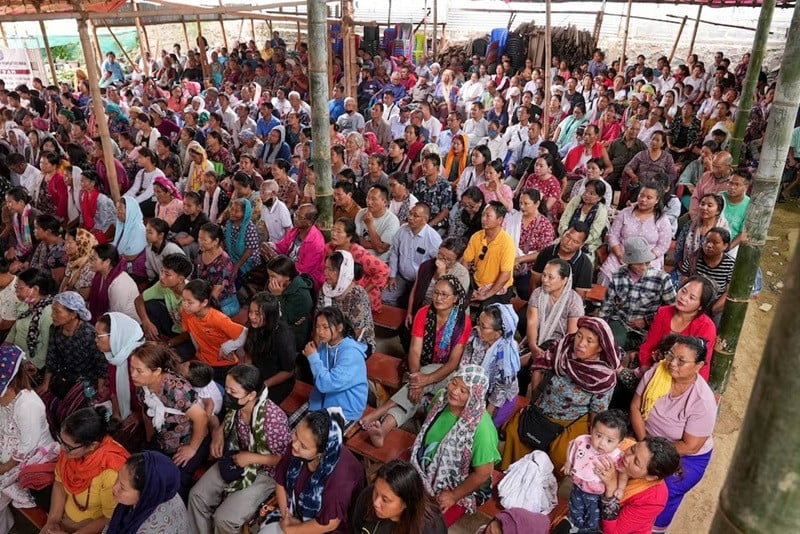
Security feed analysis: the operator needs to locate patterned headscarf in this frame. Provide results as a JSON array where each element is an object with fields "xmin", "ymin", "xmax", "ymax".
[
  {"xmin": 420, "ymin": 275, "xmax": 467, "ymax": 366},
  {"xmin": 66, "ymin": 228, "xmax": 98, "ymax": 289},
  {"xmin": 154, "ymin": 175, "xmax": 182, "ymax": 200},
  {"xmin": 187, "ymin": 141, "xmax": 209, "ymax": 193},
  {"xmin": 479, "ymin": 303, "xmax": 521, "ymax": 387},
  {"xmin": 411, "ymin": 365, "xmax": 489, "ymax": 514},
  {"xmin": 0, "ymin": 343, "xmax": 24, "ymax": 396},
  {"xmin": 532, "ymin": 316, "xmax": 620, "ymax": 395},
  {"xmin": 54, "ymin": 291, "xmax": 92, "ymax": 322}
]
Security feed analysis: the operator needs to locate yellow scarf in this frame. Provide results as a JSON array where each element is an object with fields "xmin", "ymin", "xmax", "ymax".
[
  {"xmin": 640, "ymin": 360, "xmax": 672, "ymax": 420},
  {"xmin": 618, "ymin": 439, "xmax": 662, "ymax": 501}
]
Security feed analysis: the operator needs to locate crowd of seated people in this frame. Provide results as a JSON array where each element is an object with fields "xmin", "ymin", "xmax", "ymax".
[{"xmin": 0, "ymin": 34, "xmax": 783, "ymax": 533}]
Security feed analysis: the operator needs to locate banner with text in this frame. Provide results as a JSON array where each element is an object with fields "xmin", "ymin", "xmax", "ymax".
[{"xmin": 0, "ymin": 48, "xmax": 34, "ymax": 87}]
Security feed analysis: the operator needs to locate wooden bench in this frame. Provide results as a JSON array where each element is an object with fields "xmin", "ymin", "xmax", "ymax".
[
  {"xmin": 511, "ymin": 297, "xmax": 528, "ymax": 313},
  {"xmin": 347, "ymin": 427, "xmax": 416, "ymax": 476},
  {"xmin": 585, "ymin": 284, "xmax": 607, "ymax": 303},
  {"xmin": 373, "ymin": 305, "xmax": 406, "ymax": 331},
  {"xmin": 15, "ymin": 505, "xmax": 48, "ymax": 529},
  {"xmin": 366, "ymin": 352, "xmax": 404, "ymax": 404},
  {"xmin": 476, "ymin": 470, "xmax": 569, "ymax": 531},
  {"xmin": 279, "ymin": 381, "xmax": 313, "ymax": 416}
]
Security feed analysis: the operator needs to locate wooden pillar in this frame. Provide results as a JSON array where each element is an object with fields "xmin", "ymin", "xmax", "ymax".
[
  {"xmin": 669, "ymin": 16, "xmax": 688, "ymax": 63},
  {"xmin": 251, "ymin": 19, "xmax": 257, "ymax": 43},
  {"xmin": 76, "ymin": 17, "xmax": 121, "ymax": 202},
  {"xmin": 432, "ymin": 0, "xmax": 438, "ymax": 56},
  {"xmin": 296, "ymin": 6, "xmax": 302, "ymax": 45},
  {"xmin": 196, "ymin": 16, "xmax": 211, "ymax": 82},
  {"xmin": 89, "ymin": 21, "xmax": 104, "ymax": 72},
  {"xmin": 543, "ymin": 0, "xmax": 551, "ymax": 139},
  {"xmin": 132, "ymin": 0, "xmax": 149, "ymax": 77},
  {"xmin": 688, "ymin": 5, "xmax": 703, "ymax": 58},
  {"xmin": 619, "ymin": 0, "xmax": 633, "ymax": 76},
  {"xmin": 217, "ymin": 0, "xmax": 228, "ymax": 50},
  {"xmin": 0, "ymin": 23, "xmax": 7, "ymax": 48},
  {"xmin": 341, "ymin": 0, "xmax": 357, "ymax": 98},
  {"xmin": 38, "ymin": 20, "xmax": 59, "ymax": 86},
  {"xmin": 182, "ymin": 19, "xmax": 191, "ymax": 52}
]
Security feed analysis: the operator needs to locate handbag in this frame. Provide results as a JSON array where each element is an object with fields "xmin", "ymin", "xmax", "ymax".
[
  {"xmin": 517, "ymin": 372, "xmax": 589, "ymax": 450},
  {"xmin": 218, "ymin": 451, "xmax": 246, "ymax": 483}
]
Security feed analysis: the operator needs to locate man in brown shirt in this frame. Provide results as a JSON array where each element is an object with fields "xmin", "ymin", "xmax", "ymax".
[{"xmin": 333, "ymin": 180, "xmax": 362, "ymax": 221}]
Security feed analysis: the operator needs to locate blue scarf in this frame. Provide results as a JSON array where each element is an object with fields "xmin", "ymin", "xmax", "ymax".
[
  {"xmin": 113, "ymin": 196, "xmax": 147, "ymax": 257},
  {"xmin": 285, "ymin": 408, "xmax": 344, "ymax": 521},
  {"xmin": 107, "ymin": 451, "xmax": 180, "ymax": 534},
  {"xmin": 480, "ymin": 303, "xmax": 521, "ymax": 388},
  {"xmin": 224, "ymin": 198, "xmax": 254, "ymax": 274}
]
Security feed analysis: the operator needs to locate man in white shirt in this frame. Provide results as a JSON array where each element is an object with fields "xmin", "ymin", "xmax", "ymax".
[
  {"xmin": 355, "ymin": 184, "xmax": 400, "ymax": 262},
  {"xmin": 7, "ymin": 154, "xmax": 42, "ymax": 199},
  {"xmin": 507, "ymin": 120, "xmax": 543, "ymax": 174},
  {"xmin": 259, "ymin": 179, "xmax": 293, "ymax": 243},
  {"xmin": 463, "ymin": 101, "xmax": 489, "ymax": 149},
  {"xmin": 381, "ymin": 92, "xmax": 401, "ymax": 123},
  {"xmin": 437, "ymin": 112, "xmax": 463, "ymax": 153},
  {"xmin": 503, "ymin": 105, "xmax": 532, "ymax": 153},
  {"xmin": 419, "ymin": 102, "xmax": 442, "ymax": 144},
  {"xmin": 336, "ymin": 97, "xmax": 366, "ymax": 135},
  {"xmin": 388, "ymin": 105, "xmax": 412, "ymax": 140},
  {"xmin": 217, "ymin": 93, "xmax": 238, "ymax": 133}
]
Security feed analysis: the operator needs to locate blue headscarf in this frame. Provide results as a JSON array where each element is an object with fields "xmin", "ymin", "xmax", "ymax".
[
  {"xmin": 106, "ymin": 451, "xmax": 181, "ymax": 534},
  {"xmin": 105, "ymin": 102, "xmax": 130, "ymax": 124},
  {"xmin": 113, "ymin": 196, "xmax": 147, "ymax": 257},
  {"xmin": 479, "ymin": 303, "xmax": 521, "ymax": 389},
  {"xmin": 285, "ymin": 408, "xmax": 344, "ymax": 521},
  {"xmin": 224, "ymin": 198, "xmax": 254, "ymax": 274}
]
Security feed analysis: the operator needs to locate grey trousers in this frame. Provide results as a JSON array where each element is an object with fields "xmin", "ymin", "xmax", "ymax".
[
  {"xmin": 259, "ymin": 523, "xmax": 286, "ymax": 534},
  {"xmin": 188, "ymin": 462, "xmax": 276, "ymax": 534},
  {"xmin": 386, "ymin": 363, "xmax": 453, "ymax": 428}
]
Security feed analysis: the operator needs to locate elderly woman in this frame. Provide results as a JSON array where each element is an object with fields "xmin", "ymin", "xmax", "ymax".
[
  {"xmin": 410, "ymin": 365, "xmax": 500, "ymax": 526},
  {"xmin": 113, "ymin": 196, "xmax": 148, "ymax": 282},
  {"xmin": 60, "ymin": 228, "xmax": 98, "ymax": 298},
  {"xmin": 318, "ymin": 250, "xmax": 376, "ymax": 353},
  {"xmin": 263, "ymin": 409, "xmax": 365, "ymax": 534},
  {"xmin": 345, "ymin": 132, "xmax": 369, "ymax": 178},
  {"xmin": 459, "ymin": 303, "xmax": 521, "ymax": 427},
  {"xmin": 302, "ymin": 307, "xmax": 368, "ymax": 422},
  {"xmin": 189, "ymin": 364, "xmax": 291, "ymax": 534},
  {"xmin": 107, "ymin": 451, "xmax": 190, "ymax": 533},
  {"xmin": 501, "ymin": 317, "xmax": 620, "ymax": 472},
  {"xmin": 631, "ymin": 335, "xmax": 717, "ymax": 533},
  {"xmin": 40, "ymin": 292, "xmax": 108, "ymax": 433},
  {"xmin": 7, "ymin": 269, "xmax": 56, "ymax": 371},
  {"xmin": 351, "ymin": 460, "xmax": 447, "ymax": 534},
  {"xmin": 42, "ymin": 407, "xmax": 129, "ymax": 534},
  {"xmin": 325, "ymin": 218, "xmax": 390, "ymax": 314},
  {"xmin": 0, "ymin": 344, "xmax": 58, "ymax": 533},
  {"xmin": 130, "ymin": 342, "xmax": 210, "ymax": 500},
  {"xmin": 153, "ymin": 175, "xmax": 184, "ymax": 226},
  {"xmin": 224, "ymin": 198, "xmax": 261, "ymax": 287},
  {"xmin": 360, "ymin": 276, "xmax": 471, "ymax": 446}
]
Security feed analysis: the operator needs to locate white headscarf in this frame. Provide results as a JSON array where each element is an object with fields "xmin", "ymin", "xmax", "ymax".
[
  {"xmin": 321, "ymin": 250, "xmax": 354, "ymax": 306},
  {"xmin": 102, "ymin": 312, "xmax": 145, "ymax": 419}
]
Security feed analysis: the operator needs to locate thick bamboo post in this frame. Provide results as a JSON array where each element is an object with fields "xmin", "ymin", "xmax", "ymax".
[
  {"xmin": 38, "ymin": 21, "xmax": 59, "ymax": 86},
  {"xmin": 619, "ymin": 0, "xmax": 633, "ymax": 75},
  {"xmin": 309, "ymin": 0, "xmax": 333, "ymax": 232},
  {"xmin": 132, "ymin": 0, "xmax": 149, "ymax": 77},
  {"xmin": 669, "ymin": 16, "xmax": 688, "ymax": 63},
  {"xmin": 688, "ymin": 5, "xmax": 703, "ymax": 58},
  {"xmin": 102, "ymin": 20, "xmax": 140, "ymax": 73},
  {"xmin": 76, "ymin": 17, "xmax": 121, "ymax": 202},
  {"xmin": 90, "ymin": 20, "xmax": 103, "ymax": 71},
  {"xmin": 728, "ymin": 0, "xmax": 774, "ymax": 166},
  {"xmin": 543, "ymin": 0, "xmax": 551, "ymax": 139},
  {"xmin": 217, "ymin": 0, "xmax": 228, "ymax": 50},
  {"xmin": 182, "ymin": 19, "xmax": 191, "ymax": 52},
  {"xmin": 0, "ymin": 23, "xmax": 7, "ymax": 48},
  {"xmin": 341, "ymin": 0, "xmax": 357, "ymax": 98},
  {"xmin": 251, "ymin": 19, "xmax": 257, "ymax": 42},
  {"xmin": 296, "ymin": 7, "xmax": 301, "ymax": 44},
  {"xmin": 432, "ymin": 0, "xmax": 438, "ymax": 56},
  {"xmin": 196, "ymin": 16, "xmax": 211, "ymax": 82}
]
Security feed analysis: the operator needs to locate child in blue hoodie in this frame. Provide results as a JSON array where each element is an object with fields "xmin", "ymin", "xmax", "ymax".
[{"xmin": 303, "ymin": 306, "xmax": 368, "ymax": 422}]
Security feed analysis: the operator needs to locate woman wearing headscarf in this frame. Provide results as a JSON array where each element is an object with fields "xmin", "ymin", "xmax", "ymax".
[
  {"xmin": 153, "ymin": 175, "xmax": 184, "ymax": 226},
  {"xmin": 189, "ymin": 364, "xmax": 291, "ymax": 534},
  {"xmin": 107, "ymin": 451, "xmax": 189, "ymax": 533},
  {"xmin": 0, "ymin": 343, "xmax": 58, "ymax": 533},
  {"xmin": 186, "ymin": 141, "xmax": 215, "ymax": 193},
  {"xmin": 224, "ymin": 198, "xmax": 260, "ymax": 287},
  {"xmin": 95, "ymin": 313, "xmax": 144, "ymax": 422},
  {"xmin": 113, "ymin": 196, "xmax": 148, "ymax": 281},
  {"xmin": 360, "ymin": 276, "xmax": 470, "ymax": 446},
  {"xmin": 105, "ymin": 102, "xmax": 131, "ymax": 141},
  {"xmin": 42, "ymin": 407, "xmax": 129, "ymax": 534},
  {"xmin": 79, "ymin": 169, "xmax": 117, "ymax": 244},
  {"xmin": 411, "ymin": 365, "xmax": 501, "ymax": 527},
  {"xmin": 6, "ymin": 128, "xmax": 31, "ymax": 160},
  {"xmin": 460, "ymin": 303, "xmax": 521, "ymax": 428},
  {"xmin": 61, "ymin": 228, "xmax": 99, "ymax": 297},
  {"xmin": 262, "ymin": 408, "xmax": 365, "ymax": 534},
  {"xmin": 442, "ymin": 133, "xmax": 469, "ymax": 185},
  {"xmin": 500, "ymin": 317, "xmax": 620, "ymax": 473},
  {"xmin": 40, "ymin": 291, "xmax": 108, "ymax": 434},
  {"xmin": 476, "ymin": 508, "xmax": 550, "ymax": 534}
]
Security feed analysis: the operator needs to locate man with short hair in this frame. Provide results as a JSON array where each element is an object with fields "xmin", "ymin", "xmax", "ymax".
[
  {"xmin": 383, "ymin": 202, "xmax": 442, "ymax": 306},
  {"xmin": 414, "ymin": 153, "xmax": 454, "ymax": 231},
  {"xmin": 436, "ymin": 112, "xmax": 463, "ymax": 153},
  {"xmin": 463, "ymin": 101, "xmax": 489, "ymax": 149},
  {"xmin": 329, "ymin": 84, "xmax": 346, "ymax": 121},
  {"xmin": 364, "ymin": 102, "xmax": 392, "ymax": 149},
  {"xmin": 336, "ymin": 97, "xmax": 365, "ymax": 135},
  {"xmin": 355, "ymin": 185, "xmax": 401, "ymax": 261},
  {"xmin": 689, "ymin": 151, "xmax": 733, "ymax": 219},
  {"xmin": 531, "ymin": 222, "xmax": 594, "ymax": 297},
  {"xmin": 100, "ymin": 51, "xmax": 125, "ymax": 87},
  {"xmin": 389, "ymin": 105, "xmax": 412, "ymax": 140},
  {"xmin": 259, "ymin": 179, "xmax": 293, "ymax": 243},
  {"xmin": 333, "ymin": 180, "xmax": 362, "ymax": 220},
  {"xmin": 462, "ymin": 201, "xmax": 516, "ymax": 306},
  {"xmin": 256, "ymin": 102, "xmax": 281, "ymax": 141},
  {"xmin": 507, "ymin": 120, "xmax": 543, "ymax": 175},
  {"xmin": 6, "ymin": 153, "xmax": 42, "ymax": 194}
]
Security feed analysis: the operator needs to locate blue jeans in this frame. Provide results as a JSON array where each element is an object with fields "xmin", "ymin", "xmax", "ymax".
[{"xmin": 569, "ymin": 485, "xmax": 601, "ymax": 532}]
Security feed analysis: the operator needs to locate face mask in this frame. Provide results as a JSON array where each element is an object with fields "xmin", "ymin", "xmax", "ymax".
[
  {"xmin": 23, "ymin": 289, "xmax": 37, "ymax": 306},
  {"xmin": 487, "ymin": 130, "xmax": 499, "ymax": 139},
  {"xmin": 265, "ymin": 197, "xmax": 276, "ymax": 208},
  {"xmin": 223, "ymin": 393, "xmax": 245, "ymax": 411}
]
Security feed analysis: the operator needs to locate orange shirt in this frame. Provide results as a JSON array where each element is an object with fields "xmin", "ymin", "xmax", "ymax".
[{"xmin": 181, "ymin": 307, "xmax": 244, "ymax": 366}]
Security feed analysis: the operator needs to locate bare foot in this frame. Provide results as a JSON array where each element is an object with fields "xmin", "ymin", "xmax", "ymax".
[
  {"xmin": 366, "ymin": 423, "xmax": 386, "ymax": 448},
  {"xmin": 359, "ymin": 414, "xmax": 380, "ymax": 429}
]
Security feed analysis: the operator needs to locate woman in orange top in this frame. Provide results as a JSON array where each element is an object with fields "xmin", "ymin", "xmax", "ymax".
[
  {"xmin": 43, "ymin": 407, "xmax": 129, "ymax": 534},
  {"xmin": 181, "ymin": 279, "xmax": 247, "ymax": 385},
  {"xmin": 443, "ymin": 133, "xmax": 469, "ymax": 186}
]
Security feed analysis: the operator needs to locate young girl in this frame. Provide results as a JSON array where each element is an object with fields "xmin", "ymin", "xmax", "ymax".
[
  {"xmin": 199, "ymin": 170, "xmax": 230, "ymax": 224},
  {"xmin": 181, "ymin": 279, "xmax": 247, "ymax": 385},
  {"xmin": 145, "ymin": 218, "xmax": 185, "ymax": 282},
  {"xmin": 562, "ymin": 409, "xmax": 629, "ymax": 533}
]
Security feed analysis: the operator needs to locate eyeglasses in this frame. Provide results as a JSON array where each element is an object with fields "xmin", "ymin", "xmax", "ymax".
[
  {"xmin": 57, "ymin": 434, "xmax": 85, "ymax": 453},
  {"xmin": 663, "ymin": 351, "xmax": 697, "ymax": 367},
  {"xmin": 478, "ymin": 245, "xmax": 488, "ymax": 261},
  {"xmin": 95, "ymin": 333, "xmax": 111, "ymax": 340}
]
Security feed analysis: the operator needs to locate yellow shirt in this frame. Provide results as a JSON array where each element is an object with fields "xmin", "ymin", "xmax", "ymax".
[
  {"xmin": 55, "ymin": 468, "xmax": 118, "ymax": 523},
  {"xmin": 463, "ymin": 229, "xmax": 516, "ymax": 289}
]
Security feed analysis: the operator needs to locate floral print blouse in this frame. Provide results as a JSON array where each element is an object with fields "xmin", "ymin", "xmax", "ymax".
[
  {"xmin": 193, "ymin": 251, "xmax": 237, "ymax": 302},
  {"xmin": 324, "ymin": 243, "xmax": 389, "ymax": 313},
  {"xmin": 536, "ymin": 373, "xmax": 612, "ymax": 421},
  {"xmin": 137, "ymin": 372, "xmax": 198, "ymax": 455},
  {"xmin": 516, "ymin": 214, "xmax": 556, "ymax": 275},
  {"xmin": 30, "ymin": 240, "xmax": 68, "ymax": 275},
  {"xmin": 232, "ymin": 400, "xmax": 291, "ymax": 478}
]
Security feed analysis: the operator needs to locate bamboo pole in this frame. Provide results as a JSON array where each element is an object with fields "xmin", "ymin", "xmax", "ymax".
[
  {"xmin": 309, "ymin": 0, "xmax": 333, "ymax": 233},
  {"xmin": 182, "ymin": 19, "xmax": 191, "ymax": 52},
  {"xmin": 76, "ymin": 16, "xmax": 121, "ymax": 203},
  {"xmin": 619, "ymin": 0, "xmax": 633, "ymax": 76},
  {"xmin": 342, "ymin": 0, "xmax": 357, "ymax": 99},
  {"xmin": 102, "ymin": 20, "xmax": 140, "ymax": 74},
  {"xmin": 432, "ymin": 0, "xmax": 438, "ymax": 56},
  {"xmin": 728, "ymin": 3, "xmax": 774, "ymax": 166},
  {"xmin": 543, "ymin": 0, "xmax": 551, "ymax": 139},
  {"xmin": 0, "ymin": 23, "xmax": 7, "ymax": 48},
  {"xmin": 38, "ymin": 21, "xmax": 59, "ymax": 86},
  {"xmin": 296, "ymin": 6, "xmax": 302, "ymax": 44},
  {"xmin": 708, "ymin": 0, "xmax": 791, "ymax": 396},
  {"xmin": 688, "ymin": 5, "xmax": 703, "ymax": 59},
  {"xmin": 592, "ymin": 0, "xmax": 606, "ymax": 46},
  {"xmin": 251, "ymin": 19, "xmax": 257, "ymax": 42},
  {"xmin": 709, "ymin": 12, "xmax": 800, "ymax": 529},
  {"xmin": 669, "ymin": 16, "xmax": 688, "ymax": 64},
  {"xmin": 196, "ymin": 16, "xmax": 211, "ymax": 83},
  {"xmin": 217, "ymin": 0, "xmax": 228, "ymax": 50},
  {"xmin": 132, "ymin": 0, "xmax": 149, "ymax": 77},
  {"xmin": 90, "ymin": 20, "xmax": 103, "ymax": 72}
]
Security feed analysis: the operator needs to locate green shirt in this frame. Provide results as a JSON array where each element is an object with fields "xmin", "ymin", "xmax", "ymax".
[
  {"xmin": 143, "ymin": 282, "xmax": 184, "ymax": 334},
  {"xmin": 7, "ymin": 302, "xmax": 52, "ymax": 369},
  {"xmin": 422, "ymin": 405, "xmax": 501, "ymax": 467},
  {"xmin": 721, "ymin": 192, "xmax": 750, "ymax": 239}
]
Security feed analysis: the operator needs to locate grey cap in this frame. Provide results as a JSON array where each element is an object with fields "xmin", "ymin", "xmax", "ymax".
[{"xmin": 622, "ymin": 236, "xmax": 656, "ymax": 264}]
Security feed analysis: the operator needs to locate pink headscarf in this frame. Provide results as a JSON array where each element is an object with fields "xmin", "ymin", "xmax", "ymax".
[{"xmin": 154, "ymin": 175, "xmax": 182, "ymax": 200}]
